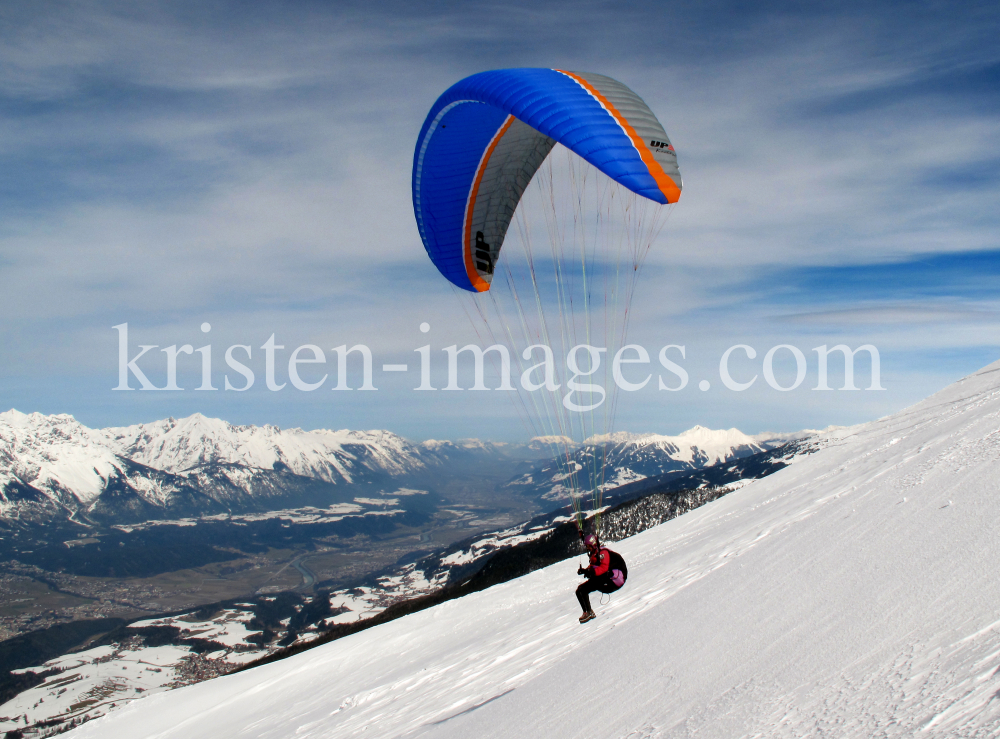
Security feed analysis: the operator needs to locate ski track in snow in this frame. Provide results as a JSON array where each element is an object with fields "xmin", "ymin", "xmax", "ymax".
[{"xmin": 65, "ymin": 361, "xmax": 1000, "ymax": 738}]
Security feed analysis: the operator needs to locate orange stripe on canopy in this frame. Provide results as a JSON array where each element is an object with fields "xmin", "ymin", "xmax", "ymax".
[
  {"xmin": 556, "ymin": 70, "xmax": 681, "ymax": 204},
  {"xmin": 463, "ymin": 114, "xmax": 516, "ymax": 292}
]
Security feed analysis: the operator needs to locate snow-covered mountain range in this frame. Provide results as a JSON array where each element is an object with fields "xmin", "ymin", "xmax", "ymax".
[
  {"xmin": 0, "ymin": 409, "xmax": 807, "ymax": 526},
  {"xmin": 59, "ymin": 358, "xmax": 1000, "ymax": 738},
  {"xmin": 0, "ymin": 411, "xmax": 431, "ymax": 525},
  {"xmin": 508, "ymin": 425, "xmax": 794, "ymax": 501},
  {"xmin": 104, "ymin": 414, "xmax": 427, "ymax": 481}
]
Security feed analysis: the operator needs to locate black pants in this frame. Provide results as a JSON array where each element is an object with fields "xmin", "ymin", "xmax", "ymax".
[{"xmin": 576, "ymin": 574, "xmax": 620, "ymax": 612}]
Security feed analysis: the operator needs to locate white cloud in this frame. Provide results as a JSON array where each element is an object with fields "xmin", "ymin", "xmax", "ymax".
[{"xmin": 1, "ymin": 1, "xmax": 998, "ymax": 434}]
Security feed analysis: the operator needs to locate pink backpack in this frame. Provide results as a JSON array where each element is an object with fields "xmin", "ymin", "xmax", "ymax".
[{"xmin": 605, "ymin": 549, "xmax": 628, "ymax": 588}]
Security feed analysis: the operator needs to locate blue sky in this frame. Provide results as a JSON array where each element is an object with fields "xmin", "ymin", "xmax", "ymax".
[{"xmin": 1, "ymin": 0, "xmax": 998, "ymax": 441}]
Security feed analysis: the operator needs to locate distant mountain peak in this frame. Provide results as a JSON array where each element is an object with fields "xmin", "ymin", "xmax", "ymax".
[{"xmin": 509, "ymin": 425, "xmax": 809, "ymax": 502}]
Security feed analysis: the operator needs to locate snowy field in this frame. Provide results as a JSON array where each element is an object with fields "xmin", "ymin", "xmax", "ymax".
[
  {"xmin": 66, "ymin": 360, "xmax": 1000, "ymax": 738},
  {"xmin": 0, "ymin": 609, "xmax": 280, "ymax": 734}
]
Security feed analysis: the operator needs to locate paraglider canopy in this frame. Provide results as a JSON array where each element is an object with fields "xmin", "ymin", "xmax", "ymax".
[
  {"xmin": 412, "ymin": 68, "xmax": 682, "ymax": 536},
  {"xmin": 412, "ymin": 68, "xmax": 682, "ymax": 292}
]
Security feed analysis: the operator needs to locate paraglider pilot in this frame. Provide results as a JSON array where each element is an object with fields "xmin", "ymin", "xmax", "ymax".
[{"xmin": 576, "ymin": 532, "xmax": 627, "ymax": 624}]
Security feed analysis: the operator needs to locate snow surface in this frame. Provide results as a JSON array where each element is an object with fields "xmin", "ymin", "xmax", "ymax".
[
  {"xmin": 326, "ymin": 563, "xmax": 449, "ymax": 625},
  {"xmin": 438, "ymin": 525, "xmax": 552, "ymax": 568},
  {"xmin": 128, "ymin": 610, "xmax": 260, "ymax": 649},
  {"xmin": 65, "ymin": 359, "xmax": 1000, "ymax": 737},
  {"xmin": 0, "ymin": 642, "xmax": 195, "ymax": 731},
  {"xmin": 0, "ymin": 608, "xmax": 280, "ymax": 732}
]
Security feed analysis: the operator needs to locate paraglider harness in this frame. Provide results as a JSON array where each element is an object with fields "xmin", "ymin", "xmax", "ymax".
[
  {"xmin": 579, "ymin": 532, "xmax": 628, "ymax": 592},
  {"xmin": 576, "ymin": 534, "xmax": 627, "ymax": 615},
  {"xmin": 584, "ymin": 548, "xmax": 627, "ymax": 591},
  {"xmin": 605, "ymin": 549, "xmax": 628, "ymax": 589}
]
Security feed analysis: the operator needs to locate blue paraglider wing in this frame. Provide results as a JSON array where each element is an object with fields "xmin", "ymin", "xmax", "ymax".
[{"xmin": 412, "ymin": 68, "xmax": 682, "ymax": 292}]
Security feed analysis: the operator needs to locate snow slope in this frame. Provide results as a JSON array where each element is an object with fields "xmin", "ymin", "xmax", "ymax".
[{"xmin": 65, "ymin": 359, "xmax": 1000, "ymax": 738}]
